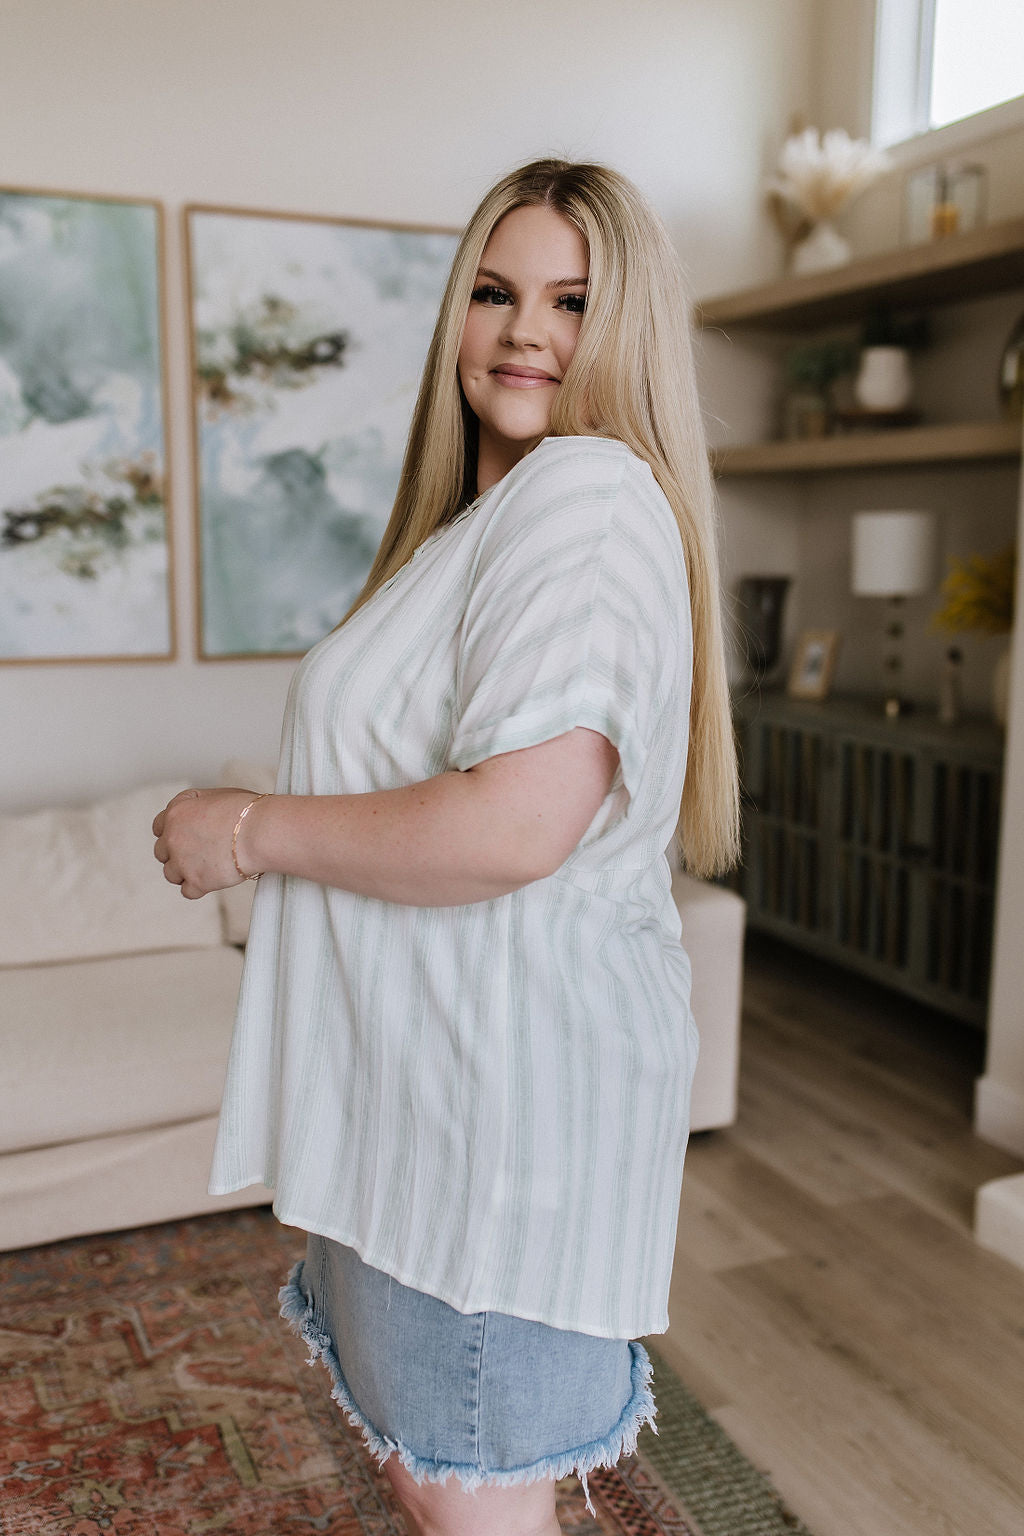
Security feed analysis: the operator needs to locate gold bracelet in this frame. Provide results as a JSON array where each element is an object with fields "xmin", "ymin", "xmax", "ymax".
[{"xmin": 232, "ymin": 794, "xmax": 269, "ymax": 881}]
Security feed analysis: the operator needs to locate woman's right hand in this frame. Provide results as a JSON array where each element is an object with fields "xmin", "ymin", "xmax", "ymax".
[{"xmin": 153, "ymin": 787, "xmax": 263, "ymax": 899}]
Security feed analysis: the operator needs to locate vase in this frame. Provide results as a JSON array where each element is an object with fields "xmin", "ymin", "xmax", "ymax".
[
  {"xmin": 854, "ymin": 346, "xmax": 914, "ymax": 412},
  {"xmin": 791, "ymin": 221, "xmax": 851, "ymax": 275},
  {"xmin": 993, "ymin": 645, "xmax": 1012, "ymax": 728},
  {"xmin": 737, "ymin": 576, "xmax": 791, "ymax": 681}
]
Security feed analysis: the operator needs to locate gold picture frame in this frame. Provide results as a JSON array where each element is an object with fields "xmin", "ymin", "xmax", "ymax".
[
  {"xmin": 0, "ymin": 184, "xmax": 175, "ymax": 665},
  {"xmin": 184, "ymin": 202, "xmax": 459, "ymax": 660},
  {"xmin": 787, "ymin": 629, "xmax": 841, "ymax": 700}
]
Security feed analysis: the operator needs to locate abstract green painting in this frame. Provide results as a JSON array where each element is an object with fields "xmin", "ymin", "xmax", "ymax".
[
  {"xmin": 0, "ymin": 189, "xmax": 172, "ymax": 661},
  {"xmin": 187, "ymin": 206, "xmax": 459, "ymax": 658}
]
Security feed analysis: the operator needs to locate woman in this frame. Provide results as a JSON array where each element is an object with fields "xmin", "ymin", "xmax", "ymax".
[{"xmin": 154, "ymin": 158, "xmax": 739, "ymax": 1536}]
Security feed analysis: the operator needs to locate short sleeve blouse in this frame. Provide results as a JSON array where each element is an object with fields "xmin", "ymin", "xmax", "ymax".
[{"xmin": 209, "ymin": 435, "xmax": 698, "ymax": 1339}]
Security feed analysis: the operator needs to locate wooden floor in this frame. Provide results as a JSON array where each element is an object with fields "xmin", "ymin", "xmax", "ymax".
[{"xmin": 659, "ymin": 931, "xmax": 1024, "ymax": 1536}]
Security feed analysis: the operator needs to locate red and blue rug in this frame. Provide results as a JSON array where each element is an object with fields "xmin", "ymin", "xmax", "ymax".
[{"xmin": 0, "ymin": 1209, "xmax": 809, "ymax": 1535}]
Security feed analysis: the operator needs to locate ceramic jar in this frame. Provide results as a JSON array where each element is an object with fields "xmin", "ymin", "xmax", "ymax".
[{"xmin": 854, "ymin": 345, "xmax": 914, "ymax": 412}]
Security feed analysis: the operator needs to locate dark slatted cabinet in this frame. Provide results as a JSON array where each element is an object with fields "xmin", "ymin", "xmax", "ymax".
[{"xmin": 733, "ymin": 690, "xmax": 1004, "ymax": 1026}]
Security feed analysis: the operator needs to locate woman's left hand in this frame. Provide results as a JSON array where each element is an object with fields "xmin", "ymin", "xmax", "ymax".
[{"xmin": 152, "ymin": 787, "xmax": 261, "ymax": 899}]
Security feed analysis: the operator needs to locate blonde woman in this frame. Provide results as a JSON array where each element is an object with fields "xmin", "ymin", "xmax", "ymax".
[{"xmin": 154, "ymin": 159, "xmax": 739, "ymax": 1536}]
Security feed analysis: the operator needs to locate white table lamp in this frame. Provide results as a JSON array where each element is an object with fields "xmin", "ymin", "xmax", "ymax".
[{"xmin": 851, "ymin": 510, "xmax": 937, "ymax": 717}]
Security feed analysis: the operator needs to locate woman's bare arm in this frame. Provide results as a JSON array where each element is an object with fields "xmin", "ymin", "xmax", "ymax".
[{"xmin": 153, "ymin": 727, "xmax": 620, "ymax": 906}]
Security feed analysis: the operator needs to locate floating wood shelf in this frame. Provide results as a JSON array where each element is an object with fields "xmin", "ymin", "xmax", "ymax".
[
  {"xmin": 712, "ymin": 419, "xmax": 1022, "ymax": 476},
  {"xmin": 697, "ymin": 215, "xmax": 1024, "ymax": 331}
]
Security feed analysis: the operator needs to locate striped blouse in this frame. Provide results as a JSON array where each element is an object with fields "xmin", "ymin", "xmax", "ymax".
[{"xmin": 209, "ymin": 435, "xmax": 697, "ymax": 1339}]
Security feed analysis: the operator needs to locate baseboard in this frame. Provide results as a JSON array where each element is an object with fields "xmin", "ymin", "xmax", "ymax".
[
  {"xmin": 975, "ymin": 1174, "xmax": 1024, "ymax": 1272},
  {"xmin": 973, "ymin": 1075, "xmax": 1024, "ymax": 1159}
]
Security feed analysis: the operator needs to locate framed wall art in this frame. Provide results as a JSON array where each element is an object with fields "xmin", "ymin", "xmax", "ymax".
[
  {"xmin": 0, "ymin": 188, "xmax": 173, "ymax": 663},
  {"xmin": 186, "ymin": 205, "xmax": 460, "ymax": 659}
]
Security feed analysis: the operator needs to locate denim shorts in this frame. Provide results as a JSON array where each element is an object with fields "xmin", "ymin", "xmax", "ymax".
[{"xmin": 279, "ymin": 1232, "xmax": 656, "ymax": 1514}]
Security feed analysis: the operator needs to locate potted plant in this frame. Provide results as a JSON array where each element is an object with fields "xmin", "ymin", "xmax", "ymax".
[
  {"xmin": 782, "ymin": 338, "xmax": 857, "ymax": 438},
  {"xmin": 932, "ymin": 542, "xmax": 1017, "ymax": 725},
  {"xmin": 766, "ymin": 126, "xmax": 891, "ymax": 274}
]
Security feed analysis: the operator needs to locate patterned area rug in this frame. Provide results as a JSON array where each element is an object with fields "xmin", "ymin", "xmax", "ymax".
[{"xmin": 0, "ymin": 1209, "xmax": 810, "ymax": 1535}]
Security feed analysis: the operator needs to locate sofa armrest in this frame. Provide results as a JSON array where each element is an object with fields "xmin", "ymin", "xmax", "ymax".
[{"xmin": 672, "ymin": 872, "xmax": 745, "ymax": 1132}]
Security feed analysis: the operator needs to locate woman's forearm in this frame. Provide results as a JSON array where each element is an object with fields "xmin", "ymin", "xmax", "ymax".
[
  {"xmin": 154, "ymin": 729, "xmax": 617, "ymax": 906},
  {"xmin": 237, "ymin": 769, "xmax": 553, "ymax": 906}
]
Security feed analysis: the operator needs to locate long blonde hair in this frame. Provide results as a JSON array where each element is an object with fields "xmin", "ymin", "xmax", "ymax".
[{"xmin": 346, "ymin": 159, "xmax": 740, "ymax": 878}]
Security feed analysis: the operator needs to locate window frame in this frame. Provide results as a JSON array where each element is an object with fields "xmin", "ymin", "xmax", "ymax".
[{"xmin": 872, "ymin": 0, "xmax": 1024, "ymax": 160}]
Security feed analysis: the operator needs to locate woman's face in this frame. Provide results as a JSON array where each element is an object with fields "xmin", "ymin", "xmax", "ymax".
[{"xmin": 458, "ymin": 204, "xmax": 589, "ymax": 493}]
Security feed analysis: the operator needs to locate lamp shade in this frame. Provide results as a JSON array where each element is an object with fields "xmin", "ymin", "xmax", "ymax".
[{"xmin": 851, "ymin": 510, "xmax": 937, "ymax": 597}]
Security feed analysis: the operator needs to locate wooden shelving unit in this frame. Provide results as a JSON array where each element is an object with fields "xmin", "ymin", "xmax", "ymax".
[
  {"xmin": 699, "ymin": 216, "xmax": 1024, "ymax": 478},
  {"xmin": 707, "ymin": 227, "xmax": 1023, "ymax": 1022},
  {"xmin": 713, "ymin": 419, "xmax": 1022, "ymax": 476},
  {"xmin": 698, "ymin": 214, "xmax": 1024, "ymax": 331}
]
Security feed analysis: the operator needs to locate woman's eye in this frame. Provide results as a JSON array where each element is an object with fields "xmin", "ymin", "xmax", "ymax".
[
  {"xmin": 559, "ymin": 293, "xmax": 587, "ymax": 315},
  {"xmin": 471, "ymin": 284, "xmax": 513, "ymax": 305}
]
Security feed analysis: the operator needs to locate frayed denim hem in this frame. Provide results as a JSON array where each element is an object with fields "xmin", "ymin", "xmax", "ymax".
[{"xmin": 278, "ymin": 1259, "xmax": 657, "ymax": 1519}]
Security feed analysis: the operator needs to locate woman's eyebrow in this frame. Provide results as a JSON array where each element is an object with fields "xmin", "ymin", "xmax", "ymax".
[{"xmin": 475, "ymin": 267, "xmax": 588, "ymax": 290}]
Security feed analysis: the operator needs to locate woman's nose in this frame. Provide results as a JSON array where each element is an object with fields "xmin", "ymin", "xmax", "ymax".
[{"xmin": 500, "ymin": 300, "xmax": 544, "ymax": 349}]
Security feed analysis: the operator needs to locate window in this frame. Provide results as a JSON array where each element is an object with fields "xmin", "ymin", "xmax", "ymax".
[
  {"xmin": 873, "ymin": 0, "xmax": 1024, "ymax": 148},
  {"xmin": 930, "ymin": 0, "xmax": 1024, "ymax": 128}
]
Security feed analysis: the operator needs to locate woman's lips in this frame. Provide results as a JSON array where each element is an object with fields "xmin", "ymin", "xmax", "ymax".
[{"xmin": 491, "ymin": 366, "xmax": 558, "ymax": 389}]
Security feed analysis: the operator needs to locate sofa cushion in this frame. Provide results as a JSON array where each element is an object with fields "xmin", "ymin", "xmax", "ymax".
[
  {"xmin": 0, "ymin": 1118, "xmax": 271, "ymax": 1253},
  {"xmin": 0, "ymin": 782, "xmax": 224, "ymax": 967},
  {"xmin": 0, "ymin": 946, "xmax": 245, "ymax": 1153}
]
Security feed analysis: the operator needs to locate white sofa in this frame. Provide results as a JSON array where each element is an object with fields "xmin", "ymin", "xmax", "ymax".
[
  {"xmin": 0, "ymin": 773, "xmax": 743, "ymax": 1253},
  {"xmin": 0, "ymin": 777, "xmax": 274, "ymax": 1252}
]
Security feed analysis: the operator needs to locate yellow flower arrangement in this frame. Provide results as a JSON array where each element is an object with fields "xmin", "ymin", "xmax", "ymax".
[{"xmin": 932, "ymin": 543, "xmax": 1017, "ymax": 635}]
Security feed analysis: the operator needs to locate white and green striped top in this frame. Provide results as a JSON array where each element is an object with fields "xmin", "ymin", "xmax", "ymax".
[{"xmin": 209, "ymin": 435, "xmax": 698, "ymax": 1339}]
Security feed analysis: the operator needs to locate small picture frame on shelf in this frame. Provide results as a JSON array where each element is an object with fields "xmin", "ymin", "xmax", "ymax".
[{"xmin": 787, "ymin": 630, "xmax": 841, "ymax": 700}]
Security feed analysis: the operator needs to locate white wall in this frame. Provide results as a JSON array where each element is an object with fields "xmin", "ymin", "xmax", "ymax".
[{"xmin": 0, "ymin": 0, "xmax": 814, "ymax": 811}]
